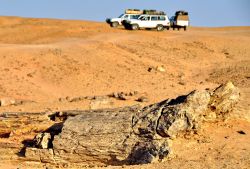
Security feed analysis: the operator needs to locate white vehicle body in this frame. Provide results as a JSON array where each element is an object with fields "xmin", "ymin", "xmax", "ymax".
[
  {"xmin": 124, "ymin": 15, "xmax": 170, "ymax": 31},
  {"xmin": 174, "ymin": 20, "xmax": 189, "ymax": 27},
  {"xmin": 170, "ymin": 11, "xmax": 190, "ymax": 31},
  {"xmin": 106, "ymin": 14, "xmax": 141, "ymax": 27}
]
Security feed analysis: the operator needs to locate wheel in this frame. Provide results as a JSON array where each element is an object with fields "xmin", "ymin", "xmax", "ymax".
[
  {"xmin": 111, "ymin": 22, "xmax": 119, "ymax": 28},
  {"xmin": 131, "ymin": 24, "xmax": 139, "ymax": 30},
  {"xmin": 156, "ymin": 25, "xmax": 164, "ymax": 31},
  {"xmin": 177, "ymin": 27, "xmax": 180, "ymax": 31},
  {"xmin": 184, "ymin": 26, "xmax": 187, "ymax": 31},
  {"xmin": 166, "ymin": 27, "xmax": 170, "ymax": 30}
]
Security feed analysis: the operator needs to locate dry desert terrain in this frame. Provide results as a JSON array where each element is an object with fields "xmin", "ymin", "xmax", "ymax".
[{"xmin": 0, "ymin": 16, "xmax": 249, "ymax": 169}]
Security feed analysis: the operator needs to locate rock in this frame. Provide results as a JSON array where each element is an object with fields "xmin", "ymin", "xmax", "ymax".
[
  {"xmin": 58, "ymin": 97, "xmax": 66, "ymax": 102},
  {"xmin": 136, "ymin": 96, "xmax": 149, "ymax": 102},
  {"xmin": 25, "ymin": 148, "xmax": 54, "ymax": 163},
  {"xmin": 178, "ymin": 81, "xmax": 186, "ymax": 86},
  {"xmin": 112, "ymin": 92, "xmax": 129, "ymax": 100},
  {"xmin": 129, "ymin": 91, "xmax": 138, "ymax": 96},
  {"xmin": 0, "ymin": 97, "xmax": 16, "ymax": 107},
  {"xmin": 148, "ymin": 67, "xmax": 154, "ymax": 72},
  {"xmin": 69, "ymin": 96, "xmax": 86, "ymax": 102},
  {"xmin": 209, "ymin": 81, "xmax": 240, "ymax": 118},
  {"xmin": 237, "ymin": 130, "xmax": 246, "ymax": 135},
  {"xmin": 156, "ymin": 65, "xmax": 166, "ymax": 72},
  {"xmin": 148, "ymin": 66, "xmax": 166, "ymax": 73},
  {"xmin": 33, "ymin": 133, "xmax": 52, "ymax": 149},
  {"xmin": 25, "ymin": 82, "xmax": 240, "ymax": 166},
  {"xmin": 117, "ymin": 92, "xmax": 128, "ymax": 100}
]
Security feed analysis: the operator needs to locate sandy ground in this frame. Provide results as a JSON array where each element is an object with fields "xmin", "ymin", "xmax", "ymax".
[{"xmin": 0, "ymin": 16, "xmax": 249, "ymax": 168}]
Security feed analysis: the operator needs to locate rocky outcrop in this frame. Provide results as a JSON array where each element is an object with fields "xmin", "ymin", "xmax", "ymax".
[{"xmin": 25, "ymin": 82, "xmax": 240, "ymax": 166}]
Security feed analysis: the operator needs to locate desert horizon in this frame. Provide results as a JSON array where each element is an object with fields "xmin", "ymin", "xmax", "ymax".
[{"xmin": 0, "ymin": 15, "xmax": 249, "ymax": 169}]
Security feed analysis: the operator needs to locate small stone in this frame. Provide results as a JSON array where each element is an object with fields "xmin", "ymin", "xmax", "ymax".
[
  {"xmin": 111, "ymin": 92, "xmax": 131, "ymax": 100},
  {"xmin": 136, "ymin": 96, "xmax": 149, "ymax": 102},
  {"xmin": 34, "ymin": 133, "xmax": 52, "ymax": 149},
  {"xmin": 58, "ymin": 98, "xmax": 66, "ymax": 102},
  {"xmin": 65, "ymin": 96, "xmax": 71, "ymax": 101},
  {"xmin": 237, "ymin": 130, "xmax": 246, "ymax": 135},
  {"xmin": 129, "ymin": 91, "xmax": 135, "ymax": 96},
  {"xmin": 156, "ymin": 65, "xmax": 166, "ymax": 72},
  {"xmin": 178, "ymin": 81, "xmax": 186, "ymax": 86},
  {"xmin": 148, "ymin": 67, "xmax": 153, "ymax": 72},
  {"xmin": 69, "ymin": 96, "xmax": 86, "ymax": 102},
  {"xmin": 112, "ymin": 92, "xmax": 119, "ymax": 98},
  {"xmin": 118, "ymin": 93, "xmax": 128, "ymax": 100}
]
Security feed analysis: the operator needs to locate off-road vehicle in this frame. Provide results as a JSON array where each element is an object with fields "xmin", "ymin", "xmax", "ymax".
[
  {"xmin": 106, "ymin": 9, "xmax": 142, "ymax": 28},
  {"xmin": 170, "ymin": 10, "xmax": 190, "ymax": 31},
  {"xmin": 123, "ymin": 14, "xmax": 170, "ymax": 31}
]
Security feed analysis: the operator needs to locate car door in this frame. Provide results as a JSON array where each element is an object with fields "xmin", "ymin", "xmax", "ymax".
[
  {"xmin": 139, "ymin": 16, "xmax": 150, "ymax": 28},
  {"xmin": 122, "ymin": 15, "xmax": 129, "ymax": 21},
  {"xmin": 150, "ymin": 16, "xmax": 158, "ymax": 28}
]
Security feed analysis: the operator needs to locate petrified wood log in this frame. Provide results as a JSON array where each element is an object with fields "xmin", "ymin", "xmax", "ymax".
[{"xmin": 25, "ymin": 82, "xmax": 240, "ymax": 166}]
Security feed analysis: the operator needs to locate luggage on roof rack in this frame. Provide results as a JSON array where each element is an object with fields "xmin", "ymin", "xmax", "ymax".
[
  {"xmin": 176, "ymin": 15, "xmax": 189, "ymax": 21},
  {"xmin": 125, "ymin": 9, "xmax": 143, "ymax": 14},
  {"xmin": 175, "ymin": 10, "xmax": 189, "ymax": 16},
  {"xmin": 143, "ymin": 9, "xmax": 165, "ymax": 15}
]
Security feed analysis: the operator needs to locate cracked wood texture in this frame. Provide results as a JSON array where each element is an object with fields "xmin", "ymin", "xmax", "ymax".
[{"xmin": 25, "ymin": 82, "xmax": 240, "ymax": 166}]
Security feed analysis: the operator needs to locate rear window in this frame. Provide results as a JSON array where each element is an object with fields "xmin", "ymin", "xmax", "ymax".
[{"xmin": 158, "ymin": 16, "xmax": 166, "ymax": 21}]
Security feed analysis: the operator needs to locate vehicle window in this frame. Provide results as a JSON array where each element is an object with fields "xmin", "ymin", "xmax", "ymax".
[
  {"xmin": 131, "ymin": 15, "xmax": 140, "ymax": 19},
  {"xmin": 151, "ymin": 16, "xmax": 158, "ymax": 21},
  {"xmin": 159, "ymin": 16, "xmax": 166, "ymax": 21},
  {"xmin": 118, "ymin": 14, "xmax": 124, "ymax": 18},
  {"xmin": 124, "ymin": 15, "xmax": 129, "ymax": 19},
  {"xmin": 140, "ymin": 16, "xmax": 150, "ymax": 21}
]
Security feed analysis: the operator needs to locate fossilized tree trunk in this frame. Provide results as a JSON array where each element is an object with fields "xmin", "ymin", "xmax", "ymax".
[{"xmin": 25, "ymin": 82, "xmax": 240, "ymax": 166}]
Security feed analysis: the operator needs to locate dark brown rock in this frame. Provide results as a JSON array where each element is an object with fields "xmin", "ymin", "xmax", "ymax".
[{"xmin": 136, "ymin": 96, "xmax": 149, "ymax": 102}]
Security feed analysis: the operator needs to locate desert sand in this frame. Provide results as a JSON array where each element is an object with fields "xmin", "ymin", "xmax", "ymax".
[{"xmin": 0, "ymin": 16, "xmax": 249, "ymax": 168}]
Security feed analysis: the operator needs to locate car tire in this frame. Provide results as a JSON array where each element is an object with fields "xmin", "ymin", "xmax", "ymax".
[
  {"xmin": 184, "ymin": 26, "xmax": 187, "ymax": 31},
  {"xmin": 111, "ymin": 22, "xmax": 119, "ymax": 28},
  {"xmin": 156, "ymin": 25, "xmax": 164, "ymax": 31},
  {"xmin": 131, "ymin": 24, "xmax": 139, "ymax": 30}
]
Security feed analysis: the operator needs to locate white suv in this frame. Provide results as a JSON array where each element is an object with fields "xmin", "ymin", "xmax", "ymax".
[
  {"xmin": 106, "ymin": 14, "xmax": 141, "ymax": 28},
  {"xmin": 123, "ymin": 15, "xmax": 170, "ymax": 31}
]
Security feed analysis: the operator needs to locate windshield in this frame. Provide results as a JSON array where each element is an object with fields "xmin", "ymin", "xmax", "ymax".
[
  {"xmin": 118, "ymin": 14, "xmax": 124, "ymax": 18},
  {"xmin": 131, "ymin": 15, "xmax": 140, "ymax": 19}
]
